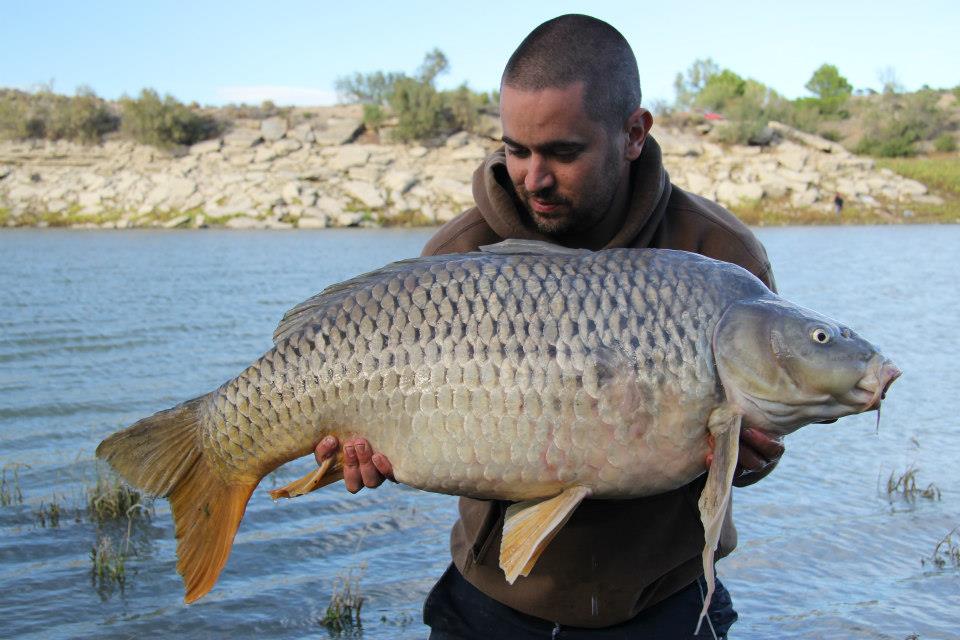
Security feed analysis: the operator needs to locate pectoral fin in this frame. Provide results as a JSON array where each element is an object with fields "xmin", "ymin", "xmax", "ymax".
[
  {"xmin": 268, "ymin": 455, "xmax": 344, "ymax": 499},
  {"xmin": 500, "ymin": 485, "xmax": 591, "ymax": 584},
  {"xmin": 695, "ymin": 405, "xmax": 741, "ymax": 635}
]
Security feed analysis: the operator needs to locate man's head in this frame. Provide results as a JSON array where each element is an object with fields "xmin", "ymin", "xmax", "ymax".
[{"xmin": 500, "ymin": 15, "xmax": 652, "ymax": 240}]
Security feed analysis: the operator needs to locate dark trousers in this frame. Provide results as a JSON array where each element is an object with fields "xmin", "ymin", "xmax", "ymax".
[{"xmin": 423, "ymin": 564, "xmax": 737, "ymax": 640}]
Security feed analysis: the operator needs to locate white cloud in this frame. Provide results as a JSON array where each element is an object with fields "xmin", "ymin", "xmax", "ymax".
[{"xmin": 214, "ymin": 85, "xmax": 338, "ymax": 106}]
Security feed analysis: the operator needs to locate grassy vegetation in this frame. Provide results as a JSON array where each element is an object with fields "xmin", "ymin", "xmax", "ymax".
[
  {"xmin": 923, "ymin": 526, "xmax": 960, "ymax": 569},
  {"xmin": 336, "ymin": 49, "xmax": 497, "ymax": 142},
  {"xmin": 885, "ymin": 466, "xmax": 941, "ymax": 502},
  {"xmin": 728, "ymin": 195, "xmax": 957, "ymax": 226},
  {"xmin": 87, "ymin": 465, "xmax": 147, "ymax": 524},
  {"xmin": 1, "ymin": 463, "xmax": 27, "ymax": 506},
  {"xmin": 322, "ymin": 566, "xmax": 366, "ymax": 632},
  {"xmin": 35, "ymin": 495, "xmax": 65, "ymax": 528},
  {"xmin": 876, "ymin": 156, "xmax": 960, "ymax": 198},
  {"xmin": 0, "ymin": 86, "xmax": 221, "ymax": 148}
]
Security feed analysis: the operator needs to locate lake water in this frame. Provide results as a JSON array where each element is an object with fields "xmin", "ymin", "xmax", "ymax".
[{"xmin": 0, "ymin": 226, "xmax": 957, "ymax": 639}]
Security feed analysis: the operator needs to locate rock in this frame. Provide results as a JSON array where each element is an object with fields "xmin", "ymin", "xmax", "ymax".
[
  {"xmin": 325, "ymin": 146, "xmax": 372, "ymax": 171},
  {"xmin": 289, "ymin": 123, "xmax": 316, "ymax": 144},
  {"xmin": 313, "ymin": 117, "xmax": 363, "ymax": 146},
  {"xmin": 445, "ymin": 131, "xmax": 471, "ymax": 148},
  {"xmin": 297, "ymin": 215, "xmax": 327, "ymax": 229},
  {"xmin": 716, "ymin": 181, "xmax": 763, "ymax": 205},
  {"xmin": 342, "ymin": 181, "xmax": 386, "ymax": 208},
  {"xmin": 790, "ymin": 187, "xmax": 820, "ymax": 207},
  {"xmin": 450, "ymin": 144, "xmax": 488, "ymax": 162},
  {"xmin": 281, "ymin": 181, "xmax": 301, "ymax": 204},
  {"xmin": 767, "ymin": 121, "xmax": 847, "ymax": 155},
  {"xmin": 223, "ymin": 128, "xmax": 262, "ymax": 149},
  {"xmin": 774, "ymin": 141, "xmax": 810, "ymax": 171},
  {"xmin": 78, "ymin": 192, "xmax": 102, "ymax": 210},
  {"xmin": 382, "ymin": 170, "xmax": 418, "ymax": 194},
  {"xmin": 163, "ymin": 214, "xmax": 191, "ymax": 229},
  {"xmin": 314, "ymin": 196, "xmax": 346, "ymax": 217},
  {"xmin": 473, "ymin": 114, "xmax": 502, "ymax": 140},
  {"xmin": 681, "ymin": 172, "xmax": 713, "ymax": 196},
  {"xmin": 261, "ymin": 117, "xmax": 288, "ymax": 142},
  {"xmin": 897, "ymin": 179, "xmax": 927, "ymax": 197},
  {"xmin": 409, "ymin": 146, "xmax": 429, "ymax": 158},
  {"xmin": 334, "ymin": 211, "xmax": 365, "ymax": 227},
  {"xmin": 264, "ymin": 219, "xmax": 294, "ymax": 230},
  {"xmin": 190, "ymin": 139, "xmax": 223, "ymax": 156},
  {"xmin": 656, "ymin": 129, "xmax": 703, "ymax": 156},
  {"xmin": 225, "ymin": 215, "xmax": 262, "ymax": 229}
]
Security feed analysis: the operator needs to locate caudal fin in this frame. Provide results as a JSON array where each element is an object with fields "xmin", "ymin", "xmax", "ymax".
[{"xmin": 96, "ymin": 396, "xmax": 257, "ymax": 603}]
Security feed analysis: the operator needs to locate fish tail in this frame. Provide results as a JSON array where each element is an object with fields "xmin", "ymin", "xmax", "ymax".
[{"xmin": 96, "ymin": 396, "xmax": 257, "ymax": 604}]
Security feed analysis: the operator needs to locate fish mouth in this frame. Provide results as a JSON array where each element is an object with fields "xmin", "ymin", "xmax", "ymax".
[{"xmin": 852, "ymin": 359, "xmax": 901, "ymax": 411}]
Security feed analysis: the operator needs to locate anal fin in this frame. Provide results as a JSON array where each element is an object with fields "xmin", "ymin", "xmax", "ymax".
[
  {"xmin": 696, "ymin": 404, "xmax": 742, "ymax": 635},
  {"xmin": 269, "ymin": 455, "xmax": 344, "ymax": 499},
  {"xmin": 500, "ymin": 486, "xmax": 591, "ymax": 584}
]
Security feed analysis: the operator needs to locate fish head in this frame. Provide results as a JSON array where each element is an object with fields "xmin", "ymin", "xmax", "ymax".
[{"xmin": 713, "ymin": 297, "xmax": 901, "ymax": 436}]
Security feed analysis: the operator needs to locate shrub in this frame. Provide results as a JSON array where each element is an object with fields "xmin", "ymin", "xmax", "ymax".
[
  {"xmin": 120, "ymin": 89, "xmax": 221, "ymax": 148},
  {"xmin": 934, "ymin": 133, "xmax": 957, "ymax": 153},
  {"xmin": 0, "ymin": 86, "xmax": 119, "ymax": 143},
  {"xmin": 337, "ymin": 49, "xmax": 495, "ymax": 141},
  {"xmin": 856, "ymin": 89, "xmax": 949, "ymax": 157}
]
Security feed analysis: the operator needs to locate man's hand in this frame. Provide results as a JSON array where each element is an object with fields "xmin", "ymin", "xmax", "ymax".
[
  {"xmin": 314, "ymin": 436, "xmax": 395, "ymax": 493},
  {"xmin": 705, "ymin": 427, "xmax": 785, "ymax": 488}
]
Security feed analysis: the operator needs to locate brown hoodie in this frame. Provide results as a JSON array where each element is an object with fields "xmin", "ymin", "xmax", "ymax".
[{"xmin": 422, "ymin": 136, "xmax": 776, "ymax": 628}]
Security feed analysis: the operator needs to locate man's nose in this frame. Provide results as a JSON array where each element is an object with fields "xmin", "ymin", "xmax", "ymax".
[{"xmin": 524, "ymin": 155, "xmax": 554, "ymax": 193}]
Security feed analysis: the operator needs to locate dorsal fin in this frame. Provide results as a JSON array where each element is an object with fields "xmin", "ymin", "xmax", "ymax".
[{"xmin": 479, "ymin": 239, "xmax": 589, "ymax": 256}]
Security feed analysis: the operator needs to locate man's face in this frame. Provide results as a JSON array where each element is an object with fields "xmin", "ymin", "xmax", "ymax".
[{"xmin": 500, "ymin": 82, "xmax": 628, "ymax": 236}]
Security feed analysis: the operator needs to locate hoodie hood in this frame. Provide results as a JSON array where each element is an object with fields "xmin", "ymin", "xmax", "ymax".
[{"xmin": 471, "ymin": 135, "xmax": 673, "ymax": 250}]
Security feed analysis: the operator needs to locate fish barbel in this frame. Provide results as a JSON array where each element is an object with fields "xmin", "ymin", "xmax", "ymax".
[{"xmin": 97, "ymin": 239, "xmax": 900, "ymax": 625}]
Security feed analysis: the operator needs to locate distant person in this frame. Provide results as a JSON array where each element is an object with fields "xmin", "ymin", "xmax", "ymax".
[
  {"xmin": 834, "ymin": 192, "xmax": 844, "ymax": 217},
  {"xmin": 314, "ymin": 14, "xmax": 783, "ymax": 639}
]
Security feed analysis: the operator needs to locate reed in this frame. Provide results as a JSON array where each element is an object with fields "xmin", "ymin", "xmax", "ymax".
[
  {"xmin": 1, "ymin": 463, "xmax": 28, "ymax": 506},
  {"xmin": 34, "ymin": 494, "xmax": 63, "ymax": 528},
  {"xmin": 322, "ymin": 565, "xmax": 366, "ymax": 632},
  {"xmin": 86, "ymin": 464, "xmax": 148, "ymax": 524},
  {"xmin": 923, "ymin": 526, "xmax": 960, "ymax": 569},
  {"xmin": 885, "ymin": 466, "xmax": 941, "ymax": 502}
]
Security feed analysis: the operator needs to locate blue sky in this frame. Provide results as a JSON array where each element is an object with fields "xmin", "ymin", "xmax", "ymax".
[{"xmin": 1, "ymin": 1, "xmax": 956, "ymax": 107}]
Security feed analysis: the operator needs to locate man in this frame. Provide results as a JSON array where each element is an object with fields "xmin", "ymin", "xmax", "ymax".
[{"xmin": 314, "ymin": 14, "xmax": 784, "ymax": 639}]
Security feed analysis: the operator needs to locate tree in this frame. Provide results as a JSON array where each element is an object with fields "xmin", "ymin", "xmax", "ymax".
[
  {"xmin": 673, "ymin": 58, "xmax": 720, "ymax": 109},
  {"xmin": 805, "ymin": 64, "xmax": 852, "ymax": 99}
]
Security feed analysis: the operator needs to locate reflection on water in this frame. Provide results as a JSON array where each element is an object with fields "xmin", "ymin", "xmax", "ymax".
[{"xmin": 0, "ymin": 226, "xmax": 957, "ymax": 639}]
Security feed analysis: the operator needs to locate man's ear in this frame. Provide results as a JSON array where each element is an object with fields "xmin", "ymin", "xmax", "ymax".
[{"xmin": 624, "ymin": 107, "xmax": 653, "ymax": 161}]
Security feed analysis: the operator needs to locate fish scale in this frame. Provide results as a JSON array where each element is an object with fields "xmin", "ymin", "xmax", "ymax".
[
  {"xmin": 199, "ymin": 247, "xmax": 744, "ymax": 499},
  {"xmin": 97, "ymin": 239, "xmax": 900, "ymax": 607}
]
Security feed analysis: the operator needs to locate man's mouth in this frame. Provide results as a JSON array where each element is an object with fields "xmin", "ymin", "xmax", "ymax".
[{"xmin": 530, "ymin": 197, "xmax": 566, "ymax": 215}]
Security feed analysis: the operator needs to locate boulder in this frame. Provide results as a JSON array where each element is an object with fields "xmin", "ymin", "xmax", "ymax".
[
  {"xmin": 716, "ymin": 181, "xmax": 763, "ymax": 205},
  {"xmin": 223, "ymin": 128, "xmax": 262, "ymax": 149},
  {"xmin": 297, "ymin": 215, "xmax": 327, "ymax": 229},
  {"xmin": 225, "ymin": 215, "xmax": 262, "ymax": 229},
  {"xmin": 189, "ymin": 139, "xmax": 223, "ymax": 156},
  {"xmin": 261, "ymin": 117, "xmax": 288, "ymax": 142},
  {"xmin": 163, "ymin": 214, "xmax": 191, "ymax": 229},
  {"xmin": 334, "ymin": 212, "xmax": 365, "ymax": 227},
  {"xmin": 313, "ymin": 117, "xmax": 363, "ymax": 146},
  {"xmin": 382, "ymin": 170, "xmax": 418, "ymax": 194},
  {"xmin": 289, "ymin": 123, "xmax": 316, "ymax": 144},
  {"xmin": 342, "ymin": 180, "xmax": 386, "ymax": 208},
  {"xmin": 325, "ymin": 146, "xmax": 371, "ymax": 171}
]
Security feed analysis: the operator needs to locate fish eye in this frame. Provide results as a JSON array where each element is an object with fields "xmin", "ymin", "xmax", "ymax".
[{"xmin": 811, "ymin": 328, "xmax": 831, "ymax": 344}]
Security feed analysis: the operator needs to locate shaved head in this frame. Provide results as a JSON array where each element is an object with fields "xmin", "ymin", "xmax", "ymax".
[{"xmin": 502, "ymin": 14, "xmax": 642, "ymax": 131}]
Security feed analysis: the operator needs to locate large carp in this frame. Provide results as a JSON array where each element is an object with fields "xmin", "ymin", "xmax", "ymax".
[{"xmin": 97, "ymin": 240, "xmax": 899, "ymax": 627}]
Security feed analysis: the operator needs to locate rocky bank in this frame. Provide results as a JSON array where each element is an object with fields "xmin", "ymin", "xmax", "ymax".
[{"xmin": 0, "ymin": 111, "xmax": 943, "ymax": 230}]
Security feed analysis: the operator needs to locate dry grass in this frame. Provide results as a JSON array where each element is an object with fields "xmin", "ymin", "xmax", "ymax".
[
  {"xmin": 86, "ymin": 465, "xmax": 148, "ymax": 524},
  {"xmin": 922, "ymin": 526, "xmax": 960, "ymax": 570},
  {"xmin": 885, "ymin": 466, "xmax": 941, "ymax": 502}
]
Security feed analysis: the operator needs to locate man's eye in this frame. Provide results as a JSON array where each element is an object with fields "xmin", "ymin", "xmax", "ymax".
[
  {"xmin": 554, "ymin": 150, "xmax": 579, "ymax": 162},
  {"xmin": 506, "ymin": 146, "xmax": 529, "ymax": 158}
]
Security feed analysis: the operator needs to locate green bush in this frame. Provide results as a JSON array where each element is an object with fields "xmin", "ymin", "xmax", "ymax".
[
  {"xmin": 336, "ymin": 49, "xmax": 496, "ymax": 141},
  {"xmin": 856, "ymin": 89, "xmax": 949, "ymax": 157},
  {"xmin": 119, "ymin": 89, "xmax": 220, "ymax": 148},
  {"xmin": 0, "ymin": 86, "xmax": 119, "ymax": 143},
  {"xmin": 934, "ymin": 133, "xmax": 957, "ymax": 153}
]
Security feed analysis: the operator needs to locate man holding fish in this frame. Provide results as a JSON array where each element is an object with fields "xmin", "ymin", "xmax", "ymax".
[{"xmin": 316, "ymin": 14, "xmax": 785, "ymax": 639}]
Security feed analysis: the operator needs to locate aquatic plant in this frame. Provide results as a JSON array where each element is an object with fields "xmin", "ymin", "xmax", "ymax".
[
  {"xmin": 321, "ymin": 565, "xmax": 366, "ymax": 633},
  {"xmin": 34, "ymin": 495, "xmax": 63, "ymax": 528},
  {"xmin": 0, "ymin": 463, "xmax": 28, "ymax": 506},
  {"xmin": 885, "ymin": 466, "xmax": 941, "ymax": 502},
  {"xmin": 86, "ymin": 464, "xmax": 148, "ymax": 524},
  {"xmin": 923, "ymin": 526, "xmax": 960, "ymax": 570},
  {"xmin": 90, "ymin": 534, "xmax": 127, "ymax": 587}
]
